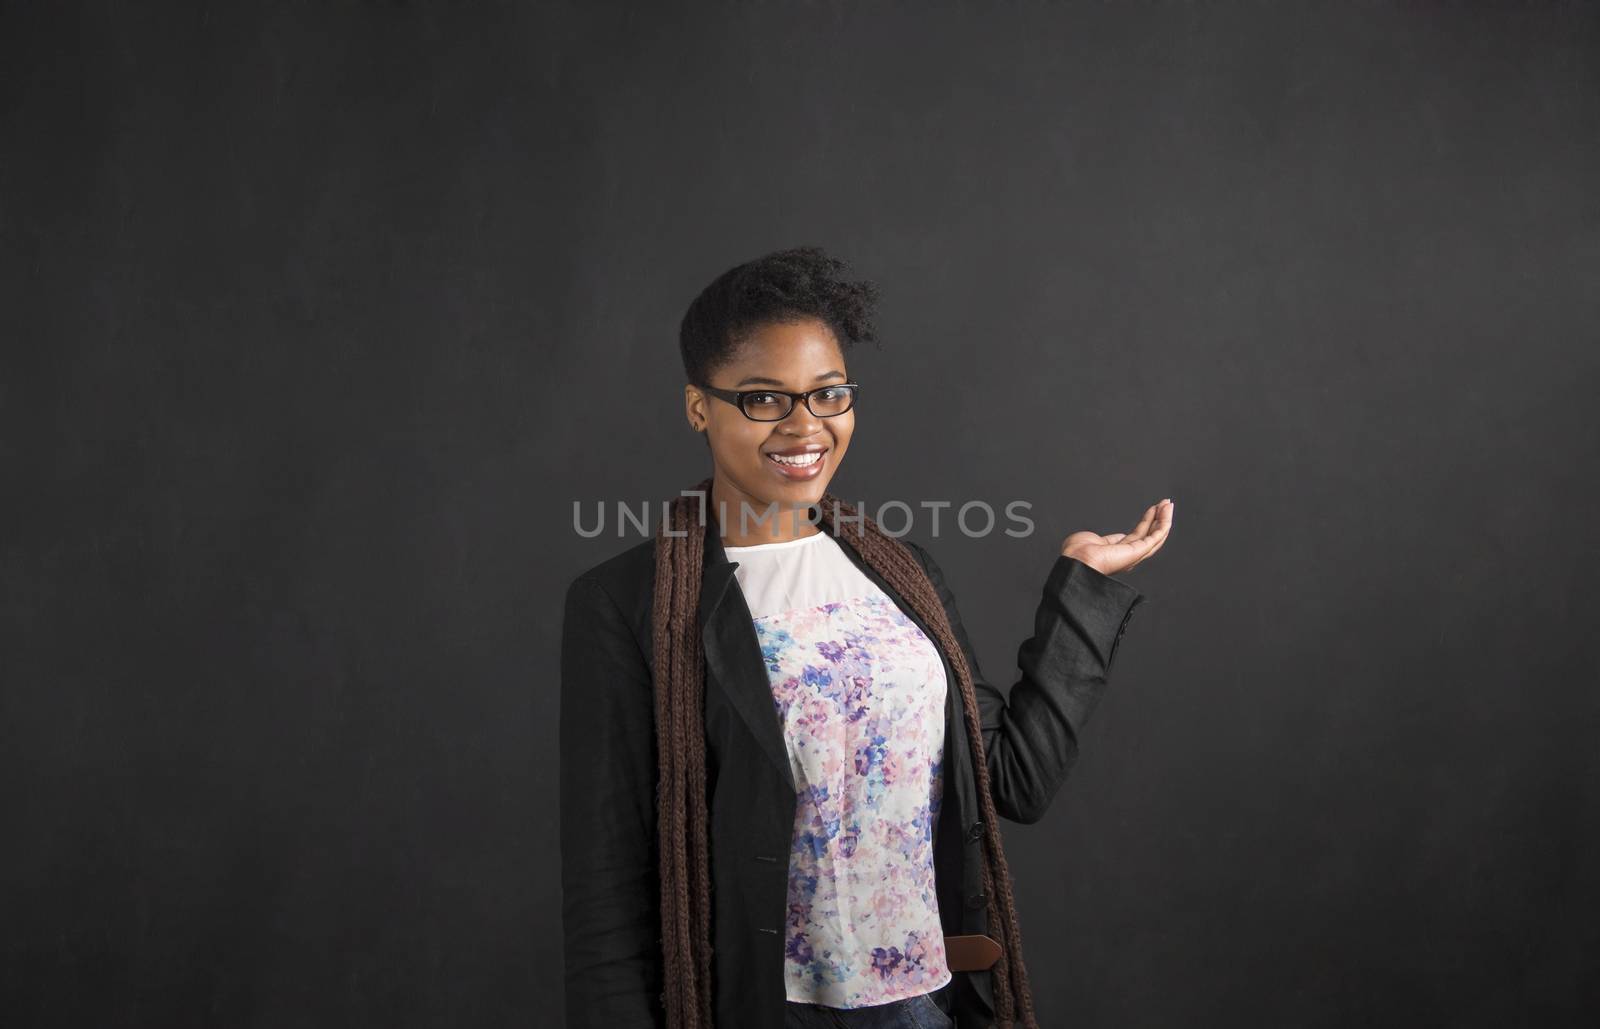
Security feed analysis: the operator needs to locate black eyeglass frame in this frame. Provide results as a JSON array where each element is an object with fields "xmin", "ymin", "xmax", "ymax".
[{"xmin": 695, "ymin": 382, "xmax": 861, "ymax": 422}]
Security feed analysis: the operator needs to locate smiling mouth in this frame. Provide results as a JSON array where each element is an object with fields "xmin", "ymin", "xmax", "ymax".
[{"xmin": 765, "ymin": 451, "xmax": 825, "ymax": 468}]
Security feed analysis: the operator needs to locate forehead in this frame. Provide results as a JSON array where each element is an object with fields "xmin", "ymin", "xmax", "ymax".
[{"xmin": 716, "ymin": 319, "xmax": 846, "ymax": 385}]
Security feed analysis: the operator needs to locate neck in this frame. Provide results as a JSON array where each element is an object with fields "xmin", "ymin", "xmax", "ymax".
[{"xmin": 708, "ymin": 475, "xmax": 823, "ymax": 548}]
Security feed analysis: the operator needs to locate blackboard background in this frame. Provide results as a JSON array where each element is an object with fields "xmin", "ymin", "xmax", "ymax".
[{"xmin": 3, "ymin": 2, "xmax": 1596, "ymax": 1026}]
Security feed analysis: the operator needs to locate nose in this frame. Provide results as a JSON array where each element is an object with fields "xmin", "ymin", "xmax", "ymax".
[{"xmin": 777, "ymin": 399, "xmax": 823, "ymax": 435}]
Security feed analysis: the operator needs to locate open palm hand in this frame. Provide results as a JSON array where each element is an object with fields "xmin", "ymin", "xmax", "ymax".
[{"xmin": 1060, "ymin": 498, "xmax": 1174, "ymax": 577}]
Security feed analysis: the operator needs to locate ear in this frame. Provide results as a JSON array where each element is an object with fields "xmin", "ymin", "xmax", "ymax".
[{"xmin": 684, "ymin": 383, "xmax": 708, "ymax": 432}]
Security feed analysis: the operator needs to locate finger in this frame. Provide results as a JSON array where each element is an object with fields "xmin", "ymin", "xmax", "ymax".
[
  {"xmin": 1117, "ymin": 534, "xmax": 1160, "ymax": 573},
  {"xmin": 1127, "ymin": 504, "xmax": 1157, "ymax": 541},
  {"xmin": 1118, "ymin": 501, "xmax": 1172, "ymax": 568},
  {"xmin": 1139, "ymin": 502, "xmax": 1174, "ymax": 559},
  {"xmin": 1130, "ymin": 499, "xmax": 1168, "ymax": 542},
  {"xmin": 1142, "ymin": 498, "xmax": 1173, "ymax": 534}
]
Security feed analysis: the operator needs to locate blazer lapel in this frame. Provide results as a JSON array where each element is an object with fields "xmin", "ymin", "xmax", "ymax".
[{"xmin": 698, "ymin": 519, "xmax": 798, "ymax": 793}]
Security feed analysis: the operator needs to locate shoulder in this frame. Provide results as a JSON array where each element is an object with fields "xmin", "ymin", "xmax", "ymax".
[
  {"xmin": 563, "ymin": 537, "xmax": 657, "ymax": 643},
  {"xmin": 892, "ymin": 533, "xmax": 944, "ymax": 581},
  {"xmin": 886, "ymin": 526, "xmax": 942, "ymax": 564},
  {"xmin": 568, "ymin": 535, "xmax": 655, "ymax": 596}
]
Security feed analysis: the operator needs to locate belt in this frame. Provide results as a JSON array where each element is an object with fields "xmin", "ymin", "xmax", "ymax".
[{"xmin": 943, "ymin": 934, "xmax": 1001, "ymax": 971}]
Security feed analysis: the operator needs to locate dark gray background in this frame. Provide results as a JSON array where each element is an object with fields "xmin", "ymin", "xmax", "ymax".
[{"xmin": 3, "ymin": 2, "xmax": 1596, "ymax": 1026}]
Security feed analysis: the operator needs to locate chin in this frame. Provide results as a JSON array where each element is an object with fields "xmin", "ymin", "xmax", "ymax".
[{"xmin": 749, "ymin": 481, "xmax": 826, "ymax": 516}]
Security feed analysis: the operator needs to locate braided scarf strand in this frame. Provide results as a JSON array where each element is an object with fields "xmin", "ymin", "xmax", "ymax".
[{"xmin": 651, "ymin": 476, "xmax": 1039, "ymax": 1028}]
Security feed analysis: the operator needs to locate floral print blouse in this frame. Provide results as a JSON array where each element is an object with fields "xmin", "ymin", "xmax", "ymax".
[{"xmin": 725, "ymin": 529, "xmax": 953, "ymax": 1008}]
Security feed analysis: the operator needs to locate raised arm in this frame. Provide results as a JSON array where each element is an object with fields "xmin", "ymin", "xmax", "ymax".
[
  {"xmin": 559, "ymin": 575, "xmax": 665, "ymax": 1029},
  {"xmin": 904, "ymin": 542, "xmax": 1145, "ymax": 825}
]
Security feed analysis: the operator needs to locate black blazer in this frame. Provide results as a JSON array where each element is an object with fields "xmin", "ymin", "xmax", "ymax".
[{"xmin": 559, "ymin": 517, "xmax": 1145, "ymax": 1029}]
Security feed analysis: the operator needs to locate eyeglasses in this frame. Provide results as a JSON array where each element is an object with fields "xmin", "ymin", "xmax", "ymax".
[{"xmin": 696, "ymin": 382, "xmax": 860, "ymax": 422}]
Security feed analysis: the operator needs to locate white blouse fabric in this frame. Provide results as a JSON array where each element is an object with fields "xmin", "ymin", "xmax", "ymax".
[{"xmin": 724, "ymin": 529, "xmax": 954, "ymax": 1008}]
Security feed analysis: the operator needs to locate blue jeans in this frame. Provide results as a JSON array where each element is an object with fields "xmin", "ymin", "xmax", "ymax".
[{"xmin": 783, "ymin": 986, "xmax": 954, "ymax": 1029}]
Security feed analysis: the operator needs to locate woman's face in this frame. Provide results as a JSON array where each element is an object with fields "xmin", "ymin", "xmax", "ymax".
[{"xmin": 686, "ymin": 318, "xmax": 855, "ymax": 526}]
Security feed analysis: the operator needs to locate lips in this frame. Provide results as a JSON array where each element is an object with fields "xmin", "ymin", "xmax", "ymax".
[
  {"xmin": 766, "ymin": 450, "xmax": 824, "ymax": 467},
  {"xmin": 763, "ymin": 445, "xmax": 828, "ymax": 479}
]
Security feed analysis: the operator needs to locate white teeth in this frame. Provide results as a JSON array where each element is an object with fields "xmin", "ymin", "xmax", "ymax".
[{"xmin": 768, "ymin": 451, "xmax": 823, "ymax": 467}]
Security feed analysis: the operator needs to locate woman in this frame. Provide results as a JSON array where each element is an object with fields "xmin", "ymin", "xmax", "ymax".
[{"xmin": 560, "ymin": 247, "xmax": 1174, "ymax": 1029}]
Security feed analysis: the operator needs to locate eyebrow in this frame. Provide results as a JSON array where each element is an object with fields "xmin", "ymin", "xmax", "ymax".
[{"xmin": 732, "ymin": 369, "xmax": 847, "ymax": 388}]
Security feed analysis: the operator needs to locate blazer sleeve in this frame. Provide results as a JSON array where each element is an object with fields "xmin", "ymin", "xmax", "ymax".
[
  {"xmin": 904, "ymin": 542, "xmax": 1146, "ymax": 826},
  {"xmin": 559, "ymin": 574, "xmax": 665, "ymax": 1029}
]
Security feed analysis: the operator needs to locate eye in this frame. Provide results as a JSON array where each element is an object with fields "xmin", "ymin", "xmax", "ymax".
[{"xmin": 745, "ymin": 392, "xmax": 783, "ymax": 407}]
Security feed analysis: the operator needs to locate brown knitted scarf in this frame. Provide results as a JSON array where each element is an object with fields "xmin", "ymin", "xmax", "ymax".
[{"xmin": 650, "ymin": 476, "xmax": 1038, "ymax": 1028}]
